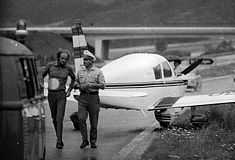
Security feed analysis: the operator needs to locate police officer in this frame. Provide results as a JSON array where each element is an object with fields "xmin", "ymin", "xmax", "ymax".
[
  {"xmin": 42, "ymin": 48, "xmax": 75, "ymax": 149},
  {"xmin": 74, "ymin": 50, "xmax": 106, "ymax": 149}
]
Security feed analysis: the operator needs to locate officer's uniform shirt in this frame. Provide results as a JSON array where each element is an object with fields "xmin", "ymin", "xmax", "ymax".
[{"xmin": 76, "ymin": 65, "xmax": 106, "ymax": 92}]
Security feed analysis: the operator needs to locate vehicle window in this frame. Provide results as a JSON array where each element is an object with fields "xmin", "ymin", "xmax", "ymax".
[
  {"xmin": 27, "ymin": 58, "xmax": 40, "ymax": 94},
  {"xmin": 20, "ymin": 58, "xmax": 35, "ymax": 98},
  {"xmin": 162, "ymin": 61, "xmax": 172, "ymax": 78},
  {"xmin": 153, "ymin": 64, "xmax": 162, "ymax": 79},
  {"xmin": 17, "ymin": 61, "xmax": 28, "ymax": 98},
  {"xmin": 35, "ymin": 59, "xmax": 44, "ymax": 91}
]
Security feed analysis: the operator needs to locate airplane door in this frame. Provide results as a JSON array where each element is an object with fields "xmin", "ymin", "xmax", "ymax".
[{"xmin": 161, "ymin": 61, "xmax": 184, "ymax": 97}]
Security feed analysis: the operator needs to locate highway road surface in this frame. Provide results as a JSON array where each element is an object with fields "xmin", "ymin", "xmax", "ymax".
[
  {"xmin": 44, "ymin": 75, "xmax": 235, "ymax": 160},
  {"xmin": 44, "ymin": 96, "xmax": 157, "ymax": 160}
]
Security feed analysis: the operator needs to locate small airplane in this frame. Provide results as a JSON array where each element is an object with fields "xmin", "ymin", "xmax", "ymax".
[
  {"xmin": 40, "ymin": 20, "xmax": 235, "ymax": 128},
  {"xmin": 65, "ymin": 52, "xmax": 235, "ymax": 128},
  {"xmin": 4, "ymin": 19, "xmax": 235, "ymax": 128}
]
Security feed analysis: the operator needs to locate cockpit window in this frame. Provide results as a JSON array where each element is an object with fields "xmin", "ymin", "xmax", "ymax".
[
  {"xmin": 153, "ymin": 64, "xmax": 162, "ymax": 79},
  {"xmin": 162, "ymin": 61, "xmax": 172, "ymax": 78}
]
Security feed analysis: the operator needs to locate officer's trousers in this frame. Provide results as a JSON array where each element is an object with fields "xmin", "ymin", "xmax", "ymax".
[
  {"xmin": 77, "ymin": 93, "xmax": 100, "ymax": 144},
  {"xmin": 48, "ymin": 90, "xmax": 66, "ymax": 141}
]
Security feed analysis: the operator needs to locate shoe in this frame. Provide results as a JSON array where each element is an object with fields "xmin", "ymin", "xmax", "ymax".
[
  {"xmin": 80, "ymin": 141, "xmax": 89, "ymax": 149},
  {"xmin": 56, "ymin": 141, "xmax": 64, "ymax": 149},
  {"xmin": 56, "ymin": 139, "xmax": 64, "ymax": 149},
  {"xmin": 90, "ymin": 143, "xmax": 97, "ymax": 149}
]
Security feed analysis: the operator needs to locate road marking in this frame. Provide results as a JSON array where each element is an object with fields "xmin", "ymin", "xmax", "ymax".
[
  {"xmin": 203, "ymin": 75, "xmax": 233, "ymax": 82},
  {"xmin": 111, "ymin": 122, "xmax": 159, "ymax": 160}
]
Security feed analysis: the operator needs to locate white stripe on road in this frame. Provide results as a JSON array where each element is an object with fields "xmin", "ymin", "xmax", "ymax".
[
  {"xmin": 112, "ymin": 122, "xmax": 159, "ymax": 160},
  {"xmin": 202, "ymin": 75, "xmax": 234, "ymax": 82}
]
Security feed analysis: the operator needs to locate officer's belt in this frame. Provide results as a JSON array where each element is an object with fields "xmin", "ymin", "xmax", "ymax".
[
  {"xmin": 80, "ymin": 91, "xmax": 99, "ymax": 95},
  {"xmin": 48, "ymin": 89, "xmax": 65, "ymax": 92}
]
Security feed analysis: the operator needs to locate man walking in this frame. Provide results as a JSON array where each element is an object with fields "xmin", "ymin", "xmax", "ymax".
[
  {"xmin": 74, "ymin": 50, "xmax": 106, "ymax": 149},
  {"xmin": 42, "ymin": 48, "xmax": 75, "ymax": 149}
]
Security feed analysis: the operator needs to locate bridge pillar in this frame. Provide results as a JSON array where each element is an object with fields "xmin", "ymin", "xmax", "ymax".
[{"xmin": 94, "ymin": 39, "xmax": 110, "ymax": 60}]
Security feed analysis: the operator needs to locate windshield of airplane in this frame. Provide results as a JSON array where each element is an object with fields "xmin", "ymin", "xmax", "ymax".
[
  {"xmin": 162, "ymin": 61, "xmax": 172, "ymax": 78},
  {"xmin": 153, "ymin": 64, "xmax": 162, "ymax": 80}
]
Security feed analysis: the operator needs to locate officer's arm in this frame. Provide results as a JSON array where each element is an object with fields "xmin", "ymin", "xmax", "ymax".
[
  {"xmin": 89, "ymin": 71, "xmax": 106, "ymax": 90},
  {"xmin": 73, "ymin": 74, "xmax": 87, "ymax": 90},
  {"xmin": 67, "ymin": 67, "xmax": 76, "ymax": 92}
]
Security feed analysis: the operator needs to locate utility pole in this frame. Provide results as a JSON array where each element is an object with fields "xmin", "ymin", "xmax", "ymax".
[{"xmin": 71, "ymin": 20, "xmax": 88, "ymax": 74}]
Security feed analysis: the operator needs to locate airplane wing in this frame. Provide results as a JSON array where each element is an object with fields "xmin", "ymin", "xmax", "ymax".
[
  {"xmin": 99, "ymin": 90, "xmax": 148, "ymax": 110},
  {"xmin": 67, "ymin": 90, "xmax": 148, "ymax": 101},
  {"xmin": 99, "ymin": 90, "xmax": 148, "ymax": 98},
  {"xmin": 44, "ymin": 81, "xmax": 148, "ymax": 110},
  {"xmin": 66, "ymin": 89, "xmax": 148, "ymax": 110},
  {"xmin": 148, "ymin": 91, "xmax": 235, "ymax": 110}
]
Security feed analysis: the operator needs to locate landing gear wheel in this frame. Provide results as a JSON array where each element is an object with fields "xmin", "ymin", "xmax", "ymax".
[
  {"xmin": 190, "ymin": 114, "xmax": 207, "ymax": 128},
  {"xmin": 154, "ymin": 110, "xmax": 170, "ymax": 128},
  {"xmin": 159, "ymin": 121, "xmax": 170, "ymax": 128}
]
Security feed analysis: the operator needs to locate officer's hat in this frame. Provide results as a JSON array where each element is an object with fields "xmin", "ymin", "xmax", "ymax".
[{"xmin": 83, "ymin": 50, "xmax": 96, "ymax": 61}]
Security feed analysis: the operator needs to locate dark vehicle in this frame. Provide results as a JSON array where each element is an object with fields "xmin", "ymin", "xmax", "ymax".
[{"xmin": 0, "ymin": 36, "xmax": 46, "ymax": 160}]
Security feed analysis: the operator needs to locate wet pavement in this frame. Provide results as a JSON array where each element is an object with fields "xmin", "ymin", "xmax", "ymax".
[
  {"xmin": 44, "ymin": 100, "xmax": 156, "ymax": 160},
  {"xmin": 44, "ymin": 75, "xmax": 235, "ymax": 160}
]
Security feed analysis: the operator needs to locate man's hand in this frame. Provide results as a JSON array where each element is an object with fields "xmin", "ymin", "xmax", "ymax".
[
  {"xmin": 80, "ymin": 84, "xmax": 90, "ymax": 90},
  {"xmin": 74, "ymin": 84, "xmax": 87, "ymax": 90},
  {"xmin": 87, "ymin": 83, "xmax": 96, "ymax": 89},
  {"xmin": 39, "ymin": 82, "xmax": 44, "ymax": 89},
  {"xmin": 66, "ymin": 91, "xmax": 71, "ymax": 97}
]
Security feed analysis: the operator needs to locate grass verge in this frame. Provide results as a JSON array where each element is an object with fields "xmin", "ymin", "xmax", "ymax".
[
  {"xmin": 141, "ymin": 104, "xmax": 235, "ymax": 160},
  {"xmin": 200, "ymin": 63, "xmax": 235, "ymax": 79}
]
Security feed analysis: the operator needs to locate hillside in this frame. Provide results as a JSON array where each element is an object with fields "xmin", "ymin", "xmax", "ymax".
[
  {"xmin": 1, "ymin": 0, "xmax": 235, "ymax": 27},
  {"xmin": 1, "ymin": 0, "xmax": 235, "ymax": 66}
]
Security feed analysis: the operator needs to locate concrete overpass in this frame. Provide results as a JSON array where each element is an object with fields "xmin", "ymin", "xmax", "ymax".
[{"xmin": 1, "ymin": 27, "xmax": 235, "ymax": 59}]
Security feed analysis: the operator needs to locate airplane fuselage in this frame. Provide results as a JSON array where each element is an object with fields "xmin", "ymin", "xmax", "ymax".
[{"xmin": 99, "ymin": 53, "xmax": 187, "ymax": 110}]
